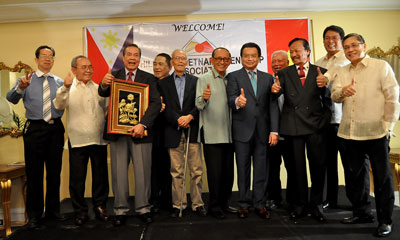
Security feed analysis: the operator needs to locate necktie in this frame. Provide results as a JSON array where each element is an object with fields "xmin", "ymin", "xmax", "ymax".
[
  {"xmin": 42, "ymin": 75, "xmax": 52, "ymax": 122},
  {"xmin": 298, "ymin": 65, "xmax": 305, "ymax": 86},
  {"xmin": 177, "ymin": 77, "xmax": 184, "ymax": 108},
  {"xmin": 128, "ymin": 72, "xmax": 133, "ymax": 81},
  {"xmin": 249, "ymin": 71, "xmax": 257, "ymax": 96}
]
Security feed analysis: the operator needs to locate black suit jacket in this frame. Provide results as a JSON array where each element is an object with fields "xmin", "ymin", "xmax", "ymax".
[
  {"xmin": 276, "ymin": 63, "xmax": 331, "ymax": 136},
  {"xmin": 98, "ymin": 68, "xmax": 161, "ymax": 143},
  {"xmin": 158, "ymin": 73, "xmax": 199, "ymax": 148},
  {"xmin": 226, "ymin": 67, "xmax": 279, "ymax": 143}
]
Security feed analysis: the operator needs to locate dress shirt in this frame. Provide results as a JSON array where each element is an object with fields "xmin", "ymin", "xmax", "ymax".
[
  {"xmin": 53, "ymin": 78, "xmax": 108, "ymax": 147},
  {"xmin": 195, "ymin": 67, "xmax": 232, "ymax": 144},
  {"xmin": 6, "ymin": 70, "xmax": 64, "ymax": 120},
  {"xmin": 295, "ymin": 62, "xmax": 309, "ymax": 78},
  {"xmin": 316, "ymin": 50, "xmax": 350, "ymax": 123},
  {"xmin": 174, "ymin": 72, "xmax": 186, "ymax": 108},
  {"xmin": 125, "ymin": 68, "xmax": 137, "ymax": 81},
  {"xmin": 331, "ymin": 56, "xmax": 400, "ymax": 140}
]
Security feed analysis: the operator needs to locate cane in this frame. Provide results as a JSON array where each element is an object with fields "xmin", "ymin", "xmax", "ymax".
[{"xmin": 179, "ymin": 126, "xmax": 191, "ymax": 218}]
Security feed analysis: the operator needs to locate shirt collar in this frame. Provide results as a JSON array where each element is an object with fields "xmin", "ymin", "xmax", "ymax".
[
  {"xmin": 296, "ymin": 61, "xmax": 309, "ymax": 70},
  {"xmin": 245, "ymin": 68, "xmax": 257, "ymax": 75},
  {"xmin": 125, "ymin": 68, "xmax": 137, "ymax": 77},
  {"xmin": 35, "ymin": 69, "xmax": 54, "ymax": 78},
  {"xmin": 74, "ymin": 77, "xmax": 94, "ymax": 87},
  {"xmin": 348, "ymin": 55, "xmax": 370, "ymax": 69},
  {"xmin": 211, "ymin": 67, "xmax": 225, "ymax": 79},
  {"xmin": 173, "ymin": 72, "xmax": 186, "ymax": 80}
]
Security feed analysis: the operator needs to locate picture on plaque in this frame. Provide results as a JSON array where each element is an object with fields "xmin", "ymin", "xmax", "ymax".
[{"xmin": 108, "ymin": 79, "xmax": 149, "ymax": 135}]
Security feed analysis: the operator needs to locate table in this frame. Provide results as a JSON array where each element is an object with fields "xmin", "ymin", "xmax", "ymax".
[
  {"xmin": 389, "ymin": 148, "xmax": 400, "ymax": 193},
  {"xmin": 0, "ymin": 164, "xmax": 27, "ymax": 237}
]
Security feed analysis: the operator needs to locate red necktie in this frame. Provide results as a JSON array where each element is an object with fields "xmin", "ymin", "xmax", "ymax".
[
  {"xmin": 128, "ymin": 72, "xmax": 133, "ymax": 81},
  {"xmin": 298, "ymin": 65, "xmax": 305, "ymax": 86}
]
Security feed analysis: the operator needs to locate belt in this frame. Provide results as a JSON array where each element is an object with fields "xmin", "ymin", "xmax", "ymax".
[{"xmin": 28, "ymin": 118, "xmax": 61, "ymax": 125}]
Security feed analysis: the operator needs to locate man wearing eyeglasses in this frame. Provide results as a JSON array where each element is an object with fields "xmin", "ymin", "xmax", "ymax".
[
  {"xmin": 54, "ymin": 56, "xmax": 109, "ymax": 226},
  {"xmin": 195, "ymin": 47, "xmax": 237, "ymax": 219},
  {"xmin": 98, "ymin": 44, "xmax": 161, "ymax": 226},
  {"xmin": 158, "ymin": 49, "xmax": 206, "ymax": 218},
  {"xmin": 7, "ymin": 45, "xmax": 65, "ymax": 229},
  {"xmin": 226, "ymin": 42, "xmax": 279, "ymax": 219},
  {"xmin": 331, "ymin": 33, "xmax": 399, "ymax": 237}
]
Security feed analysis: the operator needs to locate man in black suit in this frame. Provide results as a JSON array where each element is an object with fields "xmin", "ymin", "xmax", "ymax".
[
  {"xmin": 98, "ymin": 44, "xmax": 161, "ymax": 226},
  {"xmin": 271, "ymin": 38, "xmax": 331, "ymax": 223},
  {"xmin": 158, "ymin": 49, "xmax": 206, "ymax": 218},
  {"xmin": 226, "ymin": 42, "xmax": 279, "ymax": 219}
]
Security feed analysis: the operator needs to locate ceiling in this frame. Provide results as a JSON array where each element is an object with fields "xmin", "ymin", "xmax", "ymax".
[{"xmin": 0, "ymin": 0, "xmax": 399, "ymax": 24}]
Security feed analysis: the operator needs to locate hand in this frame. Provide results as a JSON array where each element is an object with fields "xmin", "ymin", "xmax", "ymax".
[
  {"xmin": 18, "ymin": 71, "xmax": 33, "ymax": 90},
  {"xmin": 203, "ymin": 83, "xmax": 211, "ymax": 100},
  {"xmin": 128, "ymin": 124, "xmax": 145, "ymax": 138},
  {"xmin": 237, "ymin": 88, "xmax": 247, "ymax": 108},
  {"xmin": 271, "ymin": 76, "xmax": 281, "ymax": 93},
  {"xmin": 160, "ymin": 96, "xmax": 165, "ymax": 112},
  {"xmin": 177, "ymin": 114, "xmax": 193, "ymax": 128},
  {"xmin": 64, "ymin": 72, "xmax": 73, "ymax": 88},
  {"xmin": 316, "ymin": 67, "xmax": 327, "ymax": 88},
  {"xmin": 101, "ymin": 69, "xmax": 114, "ymax": 88},
  {"xmin": 268, "ymin": 133, "xmax": 278, "ymax": 146},
  {"xmin": 342, "ymin": 78, "xmax": 356, "ymax": 97}
]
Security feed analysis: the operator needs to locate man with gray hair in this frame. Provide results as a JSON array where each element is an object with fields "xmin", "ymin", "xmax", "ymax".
[{"xmin": 54, "ymin": 56, "xmax": 109, "ymax": 226}]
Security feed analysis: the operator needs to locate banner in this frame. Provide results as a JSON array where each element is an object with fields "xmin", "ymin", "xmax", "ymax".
[{"xmin": 85, "ymin": 18, "xmax": 310, "ymax": 83}]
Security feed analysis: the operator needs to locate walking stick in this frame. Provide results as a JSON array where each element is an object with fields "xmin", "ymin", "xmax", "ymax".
[{"xmin": 179, "ymin": 126, "xmax": 191, "ymax": 218}]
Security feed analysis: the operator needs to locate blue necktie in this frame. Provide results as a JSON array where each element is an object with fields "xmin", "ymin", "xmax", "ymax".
[
  {"xmin": 177, "ymin": 77, "xmax": 184, "ymax": 108},
  {"xmin": 250, "ymin": 71, "xmax": 257, "ymax": 96}
]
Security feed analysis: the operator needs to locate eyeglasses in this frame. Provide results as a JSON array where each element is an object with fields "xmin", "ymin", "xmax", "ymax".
[
  {"xmin": 343, "ymin": 42, "xmax": 364, "ymax": 51},
  {"xmin": 39, "ymin": 55, "xmax": 55, "ymax": 60},
  {"xmin": 173, "ymin": 56, "xmax": 187, "ymax": 61},
  {"xmin": 213, "ymin": 57, "xmax": 231, "ymax": 63}
]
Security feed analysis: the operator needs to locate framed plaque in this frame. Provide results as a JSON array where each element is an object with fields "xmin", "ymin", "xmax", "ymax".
[{"xmin": 107, "ymin": 79, "xmax": 149, "ymax": 135}]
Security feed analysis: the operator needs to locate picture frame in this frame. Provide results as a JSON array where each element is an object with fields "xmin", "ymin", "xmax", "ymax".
[{"xmin": 107, "ymin": 79, "xmax": 149, "ymax": 135}]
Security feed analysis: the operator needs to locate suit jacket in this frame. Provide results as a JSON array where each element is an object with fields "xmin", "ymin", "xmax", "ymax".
[
  {"xmin": 158, "ymin": 73, "xmax": 199, "ymax": 148},
  {"xmin": 276, "ymin": 63, "xmax": 331, "ymax": 136},
  {"xmin": 226, "ymin": 67, "xmax": 279, "ymax": 143},
  {"xmin": 98, "ymin": 68, "xmax": 161, "ymax": 143}
]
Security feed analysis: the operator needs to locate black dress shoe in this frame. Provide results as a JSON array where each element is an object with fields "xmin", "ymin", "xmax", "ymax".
[
  {"xmin": 255, "ymin": 208, "xmax": 271, "ymax": 219},
  {"xmin": 112, "ymin": 215, "xmax": 126, "ymax": 227},
  {"xmin": 375, "ymin": 224, "xmax": 392, "ymax": 237},
  {"xmin": 210, "ymin": 210, "xmax": 225, "ymax": 219},
  {"xmin": 194, "ymin": 206, "xmax": 207, "ymax": 217},
  {"xmin": 322, "ymin": 201, "xmax": 338, "ymax": 209},
  {"xmin": 74, "ymin": 214, "xmax": 89, "ymax": 226},
  {"xmin": 170, "ymin": 208, "xmax": 181, "ymax": 218},
  {"xmin": 310, "ymin": 208, "xmax": 326, "ymax": 223},
  {"xmin": 140, "ymin": 212, "xmax": 153, "ymax": 224},
  {"xmin": 26, "ymin": 218, "xmax": 40, "ymax": 229},
  {"xmin": 224, "ymin": 206, "xmax": 238, "ymax": 214},
  {"xmin": 238, "ymin": 207, "xmax": 249, "ymax": 219},
  {"xmin": 94, "ymin": 206, "xmax": 110, "ymax": 222},
  {"xmin": 341, "ymin": 215, "xmax": 374, "ymax": 224}
]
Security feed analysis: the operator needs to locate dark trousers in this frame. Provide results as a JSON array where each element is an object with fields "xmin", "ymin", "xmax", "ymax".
[
  {"xmin": 266, "ymin": 139, "xmax": 293, "ymax": 204},
  {"xmin": 235, "ymin": 132, "xmax": 268, "ymax": 209},
  {"xmin": 285, "ymin": 130, "xmax": 327, "ymax": 210},
  {"xmin": 324, "ymin": 123, "xmax": 345, "ymax": 205},
  {"xmin": 68, "ymin": 143, "xmax": 109, "ymax": 215},
  {"xmin": 203, "ymin": 143, "xmax": 234, "ymax": 212},
  {"xmin": 342, "ymin": 137, "xmax": 394, "ymax": 224},
  {"xmin": 23, "ymin": 119, "xmax": 64, "ymax": 220}
]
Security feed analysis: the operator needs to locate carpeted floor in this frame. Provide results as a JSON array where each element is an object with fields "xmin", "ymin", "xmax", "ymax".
[{"xmin": 6, "ymin": 187, "xmax": 400, "ymax": 240}]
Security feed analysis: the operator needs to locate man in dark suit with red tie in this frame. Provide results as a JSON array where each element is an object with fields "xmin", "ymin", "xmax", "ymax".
[
  {"xmin": 98, "ymin": 44, "xmax": 161, "ymax": 226},
  {"xmin": 271, "ymin": 38, "xmax": 331, "ymax": 223}
]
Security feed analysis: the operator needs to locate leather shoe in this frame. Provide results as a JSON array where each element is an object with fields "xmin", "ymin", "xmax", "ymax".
[
  {"xmin": 194, "ymin": 206, "xmax": 207, "ymax": 217},
  {"xmin": 112, "ymin": 215, "xmax": 126, "ymax": 227},
  {"xmin": 170, "ymin": 208, "xmax": 181, "ymax": 218},
  {"xmin": 310, "ymin": 208, "xmax": 326, "ymax": 223},
  {"xmin": 94, "ymin": 206, "xmax": 110, "ymax": 222},
  {"xmin": 375, "ymin": 224, "xmax": 392, "ymax": 237},
  {"xmin": 322, "ymin": 201, "xmax": 337, "ymax": 209},
  {"xmin": 255, "ymin": 208, "xmax": 271, "ymax": 219},
  {"xmin": 26, "ymin": 218, "xmax": 40, "ymax": 229},
  {"xmin": 140, "ymin": 212, "xmax": 153, "ymax": 224},
  {"xmin": 74, "ymin": 214, "xmax": 89, "ymax": 226},
  {"xmin": 237, "ymin": 207, "xmax": 249, "ymax": 219},
  {"xmin": 210, "ymin": 210, "xmax": 225, "ymax": 219},
  {"xmin": 341, "ymin": 215, "xmax": 374, "ymax": 224},
  {"xmin": 224, "ymin": 206, "xmax": 238, "ymax": 214}
]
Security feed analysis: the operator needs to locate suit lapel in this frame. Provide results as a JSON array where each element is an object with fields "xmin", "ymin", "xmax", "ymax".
[
  {"xmin": 289, "ymin": 65, "xmax": 303, "ymax": 94},
  {"xmin": 256, "ymin": 70, "xmax": 265, "ymax": 99}
]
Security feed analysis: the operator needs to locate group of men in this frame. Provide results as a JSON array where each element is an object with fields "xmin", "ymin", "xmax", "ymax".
[{"xmin": 6, "ymin": 24, "xmax": 399, "ymax": 237}]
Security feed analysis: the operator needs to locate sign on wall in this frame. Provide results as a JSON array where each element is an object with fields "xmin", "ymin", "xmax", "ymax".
[{"xmin": 85, "ymin": 18, "xmax": 310, "ymax": 83}]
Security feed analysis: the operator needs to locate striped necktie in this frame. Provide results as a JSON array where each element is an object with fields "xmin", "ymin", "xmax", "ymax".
[{"xmin": 43, "ymin": 74, "xmax": 52, "ymax": 122}]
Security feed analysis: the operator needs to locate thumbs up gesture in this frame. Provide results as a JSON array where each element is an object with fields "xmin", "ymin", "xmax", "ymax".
[
  {"xmin": 101, "ymin": 69, "xmax": 114, "ymax": 88},
  {"xmin": 18, "ymin": 71, "xmax": 33, "ymax": 90},
  {"xmin": 237, "ymin": 88, "xmax": 247, "ymax": 108},
  {"xmin": 203, "ymin": 83, "xmax": 211, "ymax": 100},
  {"xmin": 316, "ymin": 67, "xmax": 328, "ymax": 88},
  {"xmin": 342, "ymin": 78, "xmax": 357, "ymax": 97},
  {"xmin": 160, "ymin": 96, "xmax": 166, "ymax": 112},
  {"xmin": 271, "ymin": 75, "xmax": 281, "ymax": 93},
  {"xmin": 64, "ymin": 72, "xmax": 73, "ymax": 88}
]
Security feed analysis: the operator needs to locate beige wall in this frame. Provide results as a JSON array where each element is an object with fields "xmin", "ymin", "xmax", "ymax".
[{"xmin": 1, "ymin": 10, "xmax": 400, "ymax": 210}]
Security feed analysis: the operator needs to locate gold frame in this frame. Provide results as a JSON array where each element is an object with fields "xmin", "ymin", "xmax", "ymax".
[{"xmin": 107, "ymin": 79, "xmax": 149, "ymax": 135}]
